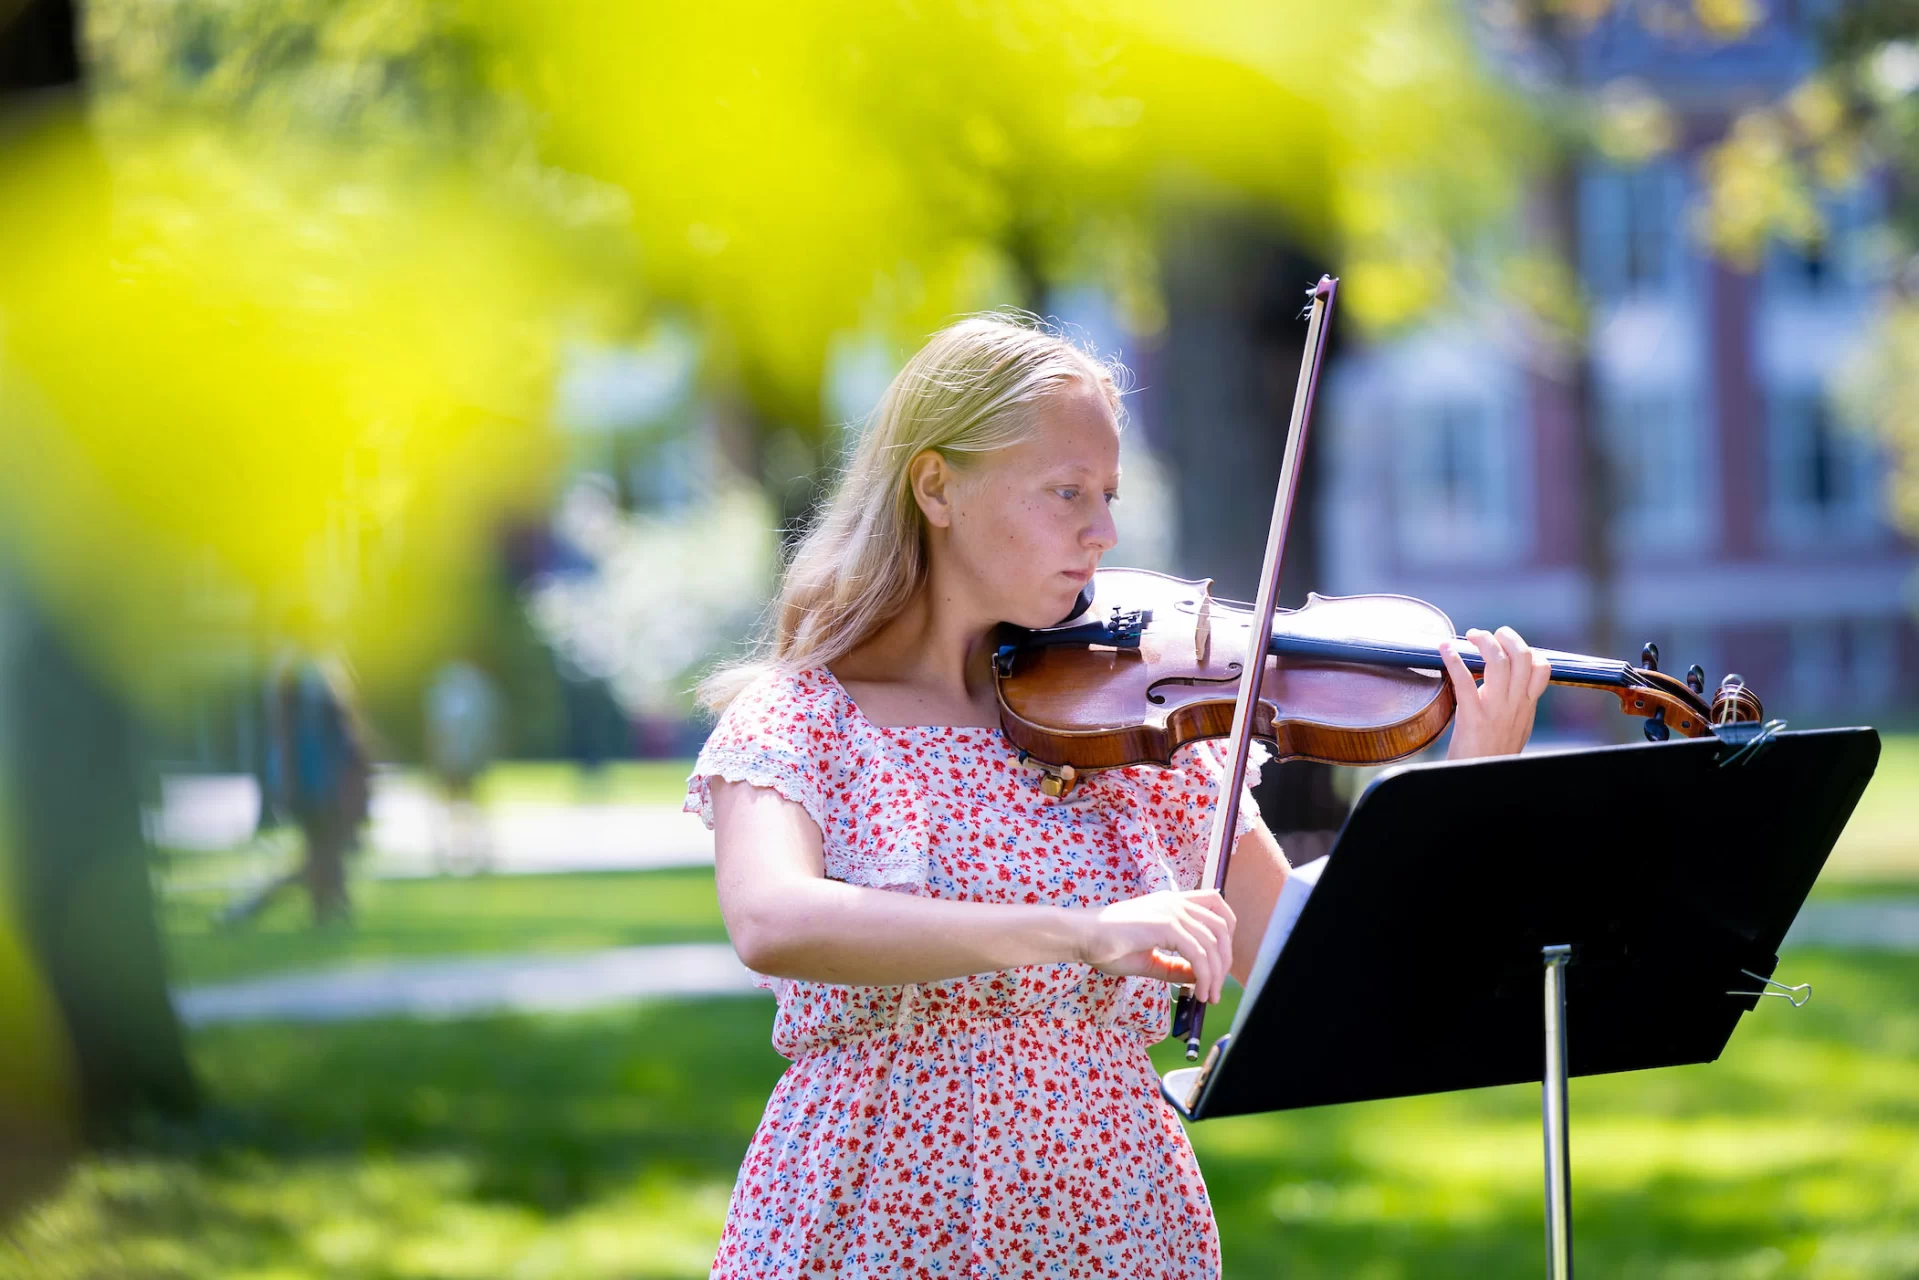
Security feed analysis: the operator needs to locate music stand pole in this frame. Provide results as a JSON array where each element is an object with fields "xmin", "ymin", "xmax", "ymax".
[{"xmin": 1543, "ymin": 944, "xmax": 1573, "ymax": 1279}]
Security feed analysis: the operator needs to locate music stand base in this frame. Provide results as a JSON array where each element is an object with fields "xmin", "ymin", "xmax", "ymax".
[{"xmin": 1543, "ymin": 944, "xmax": 1573, "ymax": 1279}]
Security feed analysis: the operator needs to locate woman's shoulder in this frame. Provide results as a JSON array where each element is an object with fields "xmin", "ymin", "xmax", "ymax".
[
  {"xmin": 685, "ymin": 665, "xmax": 852, "ymax": 832},
  {"xmin": 712, "ymin": 663, "xmax": 854, "ymax": 743}
]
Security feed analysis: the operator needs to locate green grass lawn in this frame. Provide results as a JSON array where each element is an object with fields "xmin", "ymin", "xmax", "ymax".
[
  {"xmin": 162, "ymin": 868, "xmax": 731, "ymax": 987},
  {"xmin": 160, "ymin": 728, "xmax": 1914, "ymax": 991},
  {"xmin": 6, "ymin": 942, "xmax": 1915, "ymax": 1279},
  {"xmin": 472, "ymin": 760, "xmax": 700, "ymax": 808},
  {"xmin": 1817, "ymin": 733, "xmax": 1919, "ymax": 883},
  {"xmin": 20, "ymin": 740, "xmax": 1909, "ymax": 1275}
]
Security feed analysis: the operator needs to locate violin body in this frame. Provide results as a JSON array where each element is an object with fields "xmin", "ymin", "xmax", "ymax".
[
  {"xmin": 995, "ymin": 566, "xmax": 1758, "ymax": 789},
  {"xmin": 998, "ymin": 568, "xmax": 1456, "ymax": 770}
]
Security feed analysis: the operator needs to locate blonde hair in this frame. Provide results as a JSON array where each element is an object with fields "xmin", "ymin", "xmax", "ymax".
[{"xmin": 696, "ymin": 312, "xmax": 1128, "ymax": 713}]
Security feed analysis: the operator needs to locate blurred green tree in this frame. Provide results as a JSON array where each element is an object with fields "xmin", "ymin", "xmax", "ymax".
[{"xmin": 0, "ymin": 0, "xmax": 192, "ymax": 1212}]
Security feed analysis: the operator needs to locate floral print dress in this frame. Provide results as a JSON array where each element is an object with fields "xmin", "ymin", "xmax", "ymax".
[{"xmin": 683, "ymin": 665, "xmax": 1270, "ymax": 1280}]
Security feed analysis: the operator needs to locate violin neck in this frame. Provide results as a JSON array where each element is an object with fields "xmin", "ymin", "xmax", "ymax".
[{"xmin": 1265, "ymin": 629, "xmax": 1632, "ymax": 688}]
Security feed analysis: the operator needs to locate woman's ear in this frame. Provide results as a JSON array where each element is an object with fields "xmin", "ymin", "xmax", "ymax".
[{"xmin": 907, "ymin": 449, "xmax": 956, "ymax": 529}]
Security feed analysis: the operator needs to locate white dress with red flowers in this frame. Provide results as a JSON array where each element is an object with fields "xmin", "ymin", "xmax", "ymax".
[{"xmin": 683, "ymin": 665, "xmax": 1270, "ymax": 1280}]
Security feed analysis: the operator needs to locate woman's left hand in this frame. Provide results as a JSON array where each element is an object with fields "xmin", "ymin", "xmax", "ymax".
[{"xmin": 1441, "ymin": 626, "xmax": 1552, "ymax": 760}]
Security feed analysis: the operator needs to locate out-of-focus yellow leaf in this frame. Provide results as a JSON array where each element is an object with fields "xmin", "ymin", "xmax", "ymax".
[
  {"xmin": 1693, "ymin": 0, "xmax": 1762, "ymax": 41},
  {"xmin": 458, "ymin": 0, "xmax": 1530, "ymax": 360},
  {"xmin": 0, "ymin": 110, "xmax": 604, "ymax": 709},
  {"xmin": 1788, "ymin": 77, "xmax": 1849, "ymax": 144},
  {"xmin": 1839, "ymin": 302, "xmax": 1919, "ymax": 536},
  {"xmin": 1593, "ymin": 78, "xmax": 1677, "ymax": 165},
  {"xmin": 1693, "ymin": 108, "xmax": 1822, "ymax": 267}
]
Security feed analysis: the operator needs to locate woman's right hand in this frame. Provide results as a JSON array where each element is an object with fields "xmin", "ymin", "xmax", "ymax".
[{"xmin": 1076, "ymin": 889, "xmax": 1237, "ymax": 1005}]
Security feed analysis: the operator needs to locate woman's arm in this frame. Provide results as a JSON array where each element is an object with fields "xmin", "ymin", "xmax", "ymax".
[
  {"xmin": 1219, "ymin": 820, "xmax": 1289, "ymax": 988},
  {"xmin": 709, "ymin": 775, "xmax": 1240, "ymax": 1003}
]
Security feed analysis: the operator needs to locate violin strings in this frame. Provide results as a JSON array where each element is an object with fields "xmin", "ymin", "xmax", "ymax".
[{"xmin": 1263, "ymin": 627, "xmax": 1633, "ymax": 687}]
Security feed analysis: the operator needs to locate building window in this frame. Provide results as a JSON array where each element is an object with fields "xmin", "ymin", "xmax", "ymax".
[
  {"xmin": 1765, "ymin": 387, "xmax": 1881, "ymax": 543},
  {"xmin": 1583, "ymin": 161, "xmax": 1685, "ymax": 301},
  {"xmin": 1764, "ymin": 184, "xmax": 1880, "ymax": 302},
  {"xmin": 1600, "ymin": 386, "xmax": 1708, "ymax": 550},
  {"xmin": 1393, "ymin": 396, "xmax": 1513, "ymax": 562},
  {"xmin": 1789, "ymin": 619, "xmax": 1842, "ymax": 711},
  {"xmin": 1852, "ymin": 618, "xmax": 1898, "ymax": 706}
]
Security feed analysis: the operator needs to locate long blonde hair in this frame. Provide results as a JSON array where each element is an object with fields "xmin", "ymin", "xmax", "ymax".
[{"xmin": 696, "ymin": 313, "xmax": 1129, "ymax": 713}]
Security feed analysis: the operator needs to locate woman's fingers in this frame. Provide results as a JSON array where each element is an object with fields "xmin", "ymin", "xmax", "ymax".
[
  {"xmin": 1161, "ymin": 913, "xmax": 1226, "ymax": 1004},
  {"xmin": 1496, "ymin": 627, "xmax": 1532, "ymax": 709},
  {"xmin": 1193, "ymin": 888, "xmax": 1237, "ymax": 934},
  {"xmin": 1145, "ymin": 947, "xmax": 1195, "ymax": 985},
  {"xmin": 1086, "ymin": 889, "xmax": 1237, "ymax": 1002},
  {"xmin": 1530, "ymin": 651, "xmax": 1552, "ymax": 698},
  {"xmin": 1470, "ymin": 627, "xmax": 1507, "ymax": 704},
  {"xmin": 1439, "ymin": 638, "xmax": 1478, "ymax": 713},
  {"xmin": 1184, "ymin": 893, "xmax": 1235, "ymax": 1002},
  {"xmin": 1164, "ymin": 921, "xmax": 1213, "ymax": 1003},
  {"xmin": 1446, "ymin": 624, "xmax": 1550, "ymax": 760}
]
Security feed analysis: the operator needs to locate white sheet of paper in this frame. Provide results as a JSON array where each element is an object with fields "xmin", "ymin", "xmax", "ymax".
[{"xmin": 1243, "ymin": 853, "xmax": 1325, "ymax": 1002}]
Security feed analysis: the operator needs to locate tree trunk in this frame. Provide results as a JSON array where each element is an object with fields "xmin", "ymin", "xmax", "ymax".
[
  {"xmin": 2, "ymin": 584, "xmax": 200, "ymax": 1143},
  {"xmin": 1158, "ymin": 211, "xmax": 1352, "ymax": 852},
  {"xmin": 0, "ymin": 3, "xmax": 200, "ymax": 1190}
]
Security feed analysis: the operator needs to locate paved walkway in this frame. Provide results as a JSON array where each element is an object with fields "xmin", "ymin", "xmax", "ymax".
[
  {"xmin": 153, "ymin": 772, "xmax": 711, "ymax": 887},
  {"xmin": 1777, "ymin": 898, "xmax": 1919, "ymax": 950},
  {"xmin": 175, "ymin": 942, "xmax": 763, "ymax": 1026},
  {"xmin": 171, "ymin": 900, "xmax": 1919, "ymax": 1027}
]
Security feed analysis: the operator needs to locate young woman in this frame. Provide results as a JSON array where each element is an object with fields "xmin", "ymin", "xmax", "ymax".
[{"xmin": 683, "ymin": 315, "xmax": 1550, "ymax": 1279}]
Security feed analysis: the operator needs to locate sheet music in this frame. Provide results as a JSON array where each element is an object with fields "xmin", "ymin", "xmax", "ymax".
[{"xmin": 1230, "ymin": 854, "xmax": 1327, "ymax": 1033}]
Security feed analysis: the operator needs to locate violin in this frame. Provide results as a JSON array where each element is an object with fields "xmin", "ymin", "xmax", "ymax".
[{"xmin": 990, "ymin": 565, "xmax": 1765, "ymax": 798}]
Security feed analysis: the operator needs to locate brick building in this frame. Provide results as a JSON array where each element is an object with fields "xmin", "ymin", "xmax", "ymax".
[{"xmin": 1319, "ymin": 10, "xmax": 1917, "ymax": 734}]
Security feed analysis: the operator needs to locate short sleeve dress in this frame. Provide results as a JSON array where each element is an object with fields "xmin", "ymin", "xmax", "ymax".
[{"xmin": 683, "ymin": 665, "xmax": 1273, "ymax": 1280}]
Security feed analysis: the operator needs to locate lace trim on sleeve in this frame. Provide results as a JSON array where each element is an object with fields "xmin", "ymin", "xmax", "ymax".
[
  {"xmin": 682, "ymin": 740, "xmax": 828, "ymax": 836},
  {"xmin": 1226, "ymin": 739, "xmax": 1274, "ymax": 840},
  {"xmin": 826, "ymin": 841, "xmax": 929, "ymax": 893}
]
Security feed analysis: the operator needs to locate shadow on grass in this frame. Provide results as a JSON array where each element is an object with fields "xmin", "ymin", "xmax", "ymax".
[
  {"xmin": 8, "ymin": 947, "xmax": 1917, "ymax": 1278},
  {"xmin": 161, "ymin": 868, "xmax": 731, "ymax": 987},
  {"xmin": 173, "ymin": 997, "xmax": 787, "ymax": 1214}
]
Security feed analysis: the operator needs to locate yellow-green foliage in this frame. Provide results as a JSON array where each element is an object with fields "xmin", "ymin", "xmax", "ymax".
[
  {"xmin": 0, "ymin": 110, "xmax": 599, "ymax": 706},
  {"xmin": 1840, "ymin": 303, "xmax": 1919, "ymax": 546},
  {"xmin": 462, "ymin": 0, "xmax": 1532, "ymax": 416},
  {"xmin": 3, "ymin": 0, "xmax": 1533, "ymax": 708}
]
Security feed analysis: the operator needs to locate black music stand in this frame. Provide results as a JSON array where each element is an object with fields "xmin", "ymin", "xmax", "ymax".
[{"xmin": 1162, "ymin": 726, "xmax": 1880, "ymax": 1278}]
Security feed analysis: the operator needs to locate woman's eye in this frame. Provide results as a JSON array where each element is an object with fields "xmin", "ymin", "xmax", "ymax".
[
  {"xmin": 1104, "ymin": 492, "xmax": 1119, "ymax": 506},
  {"xmin": 1056, "ymin": 488, "xmax": 1080, "ymax": 501}
]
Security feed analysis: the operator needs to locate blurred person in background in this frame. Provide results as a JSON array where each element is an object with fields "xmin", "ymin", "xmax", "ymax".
[
  {"xmin": 424, "ymin": 657, "xmax": 499, "ymax": 874},
  {"xmin": 685, "ymin": 314, "xmax": 1550, "ymax": 1278},
  {"xmin": 224, "ymin": 650, "xmax": 372, "ymax": 926}
]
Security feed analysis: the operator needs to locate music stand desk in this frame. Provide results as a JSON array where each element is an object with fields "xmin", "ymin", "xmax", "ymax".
[{"xmin": 1163, "ymin": 727, "xmax": 1880, "ymax": 1277}]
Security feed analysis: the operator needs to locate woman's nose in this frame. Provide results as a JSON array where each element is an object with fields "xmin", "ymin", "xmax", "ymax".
[{"xmin": 1085, "ymin": 504, "xmax": 1118, "ymax": 553}]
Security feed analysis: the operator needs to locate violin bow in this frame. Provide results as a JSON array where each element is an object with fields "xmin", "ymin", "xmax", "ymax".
[{"xmin": 1178, "ymin": 274, "xmax": 1339, "ymax": 1062}]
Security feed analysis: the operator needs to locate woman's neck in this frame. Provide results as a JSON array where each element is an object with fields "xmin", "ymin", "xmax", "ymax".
[{"xmin": 828, "ymin": 587, "xmax": 1001, "ymax": 726}]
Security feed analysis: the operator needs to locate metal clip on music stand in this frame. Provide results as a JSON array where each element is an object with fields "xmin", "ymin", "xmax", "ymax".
[{"xmin": 1162, "ymin": 727, "xmax": 1879, "ymax": 1279}]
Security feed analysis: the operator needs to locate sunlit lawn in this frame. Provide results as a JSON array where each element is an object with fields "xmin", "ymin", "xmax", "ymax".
[
  {"xmin": 162, "ymin": 730, "xmax": 1915, "ymax": 991},
  {"xmin": 162, "ymin": 868, "xmax": 730, "ymax": 987},
  {"xmin": 7, "ymin": 942, "xmax": 1916, "ymax": 1279},
  {"xmin": 473, "ymin": 760, "xmax": 699, "ymax": 808},
  {"xmin": 1815, "ymin": 731, "xmax": 1919, "ymax": 884},
  {"xmin": 10, "ymin": 741, "xmax": 1915, "ymax": 1277}
]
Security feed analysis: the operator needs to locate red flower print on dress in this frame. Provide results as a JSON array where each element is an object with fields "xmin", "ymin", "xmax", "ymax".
[{"xmin": 685, "ymin": 666, "xmax": 1269, "ymax": 1280}]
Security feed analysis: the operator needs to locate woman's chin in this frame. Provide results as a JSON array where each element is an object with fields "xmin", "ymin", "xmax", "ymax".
[{"xmin": 992, "ymin": 576, "xmax": 1090, "ymax": 632}]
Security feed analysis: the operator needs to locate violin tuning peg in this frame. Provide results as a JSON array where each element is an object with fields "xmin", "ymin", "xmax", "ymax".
[
  {"xmin": 1686, "ymin": 664, "xmax": 1705, "ymax": 695},
  {"xmin": 1640, "ymin": 642, "xmax": 1659, "ymax": 672},
  {"xmin": 1643, "ymin": 706, "xmax": 1670, "ymax": 742}
]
